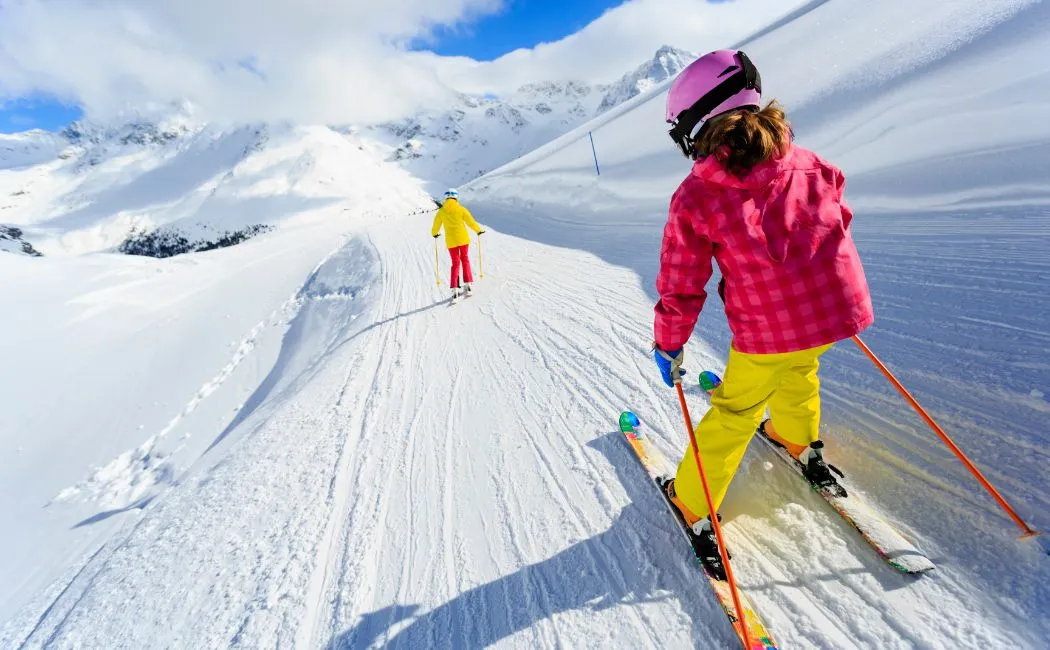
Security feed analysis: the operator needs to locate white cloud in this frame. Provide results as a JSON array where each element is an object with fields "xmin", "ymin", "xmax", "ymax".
[
  {"xmin": 429, "ymin": 0, "xmax": 808, "ymax": 95},
  {"xmin": 0, "ymin": 0, "xmax": 504, "ymax": 124},
  {"xmin": 0, "ymin": 0, "xmax": 802, "ymax": 125}
]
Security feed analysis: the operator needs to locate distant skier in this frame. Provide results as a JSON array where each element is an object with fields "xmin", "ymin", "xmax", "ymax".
[
  {"xmin": 651, "ymin": 50, "xmax": 874, "ymax": 568},
  {"xmin": 432, "ymin": 189, "xmax": 485, "ymax": 301}
]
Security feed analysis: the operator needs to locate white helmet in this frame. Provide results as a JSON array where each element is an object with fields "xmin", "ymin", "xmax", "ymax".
[{"xmin": 443, "ymin": 188, "xmax": 459, "ymax": 200}]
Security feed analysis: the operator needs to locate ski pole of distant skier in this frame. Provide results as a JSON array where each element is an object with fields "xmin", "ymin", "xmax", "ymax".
[
  {"xmin": 434, "ymin": 236, "xmax": 442, "ymax": 286},
  {"xmin": 673, "ymin": 381, "xmax": 754, "ymax": 648},
  {"xmin": 852, "ymin": 335, "xmax": 1043, "ymax": 544},
  {"xmin": 477, "ymin": 231, "xmax": 485, "ymax": 279}
]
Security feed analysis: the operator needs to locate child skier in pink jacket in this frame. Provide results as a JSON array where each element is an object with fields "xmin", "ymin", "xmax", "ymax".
[{"xmin": 652, "ymin": 50, "xmax": 874, "ymax": 577}]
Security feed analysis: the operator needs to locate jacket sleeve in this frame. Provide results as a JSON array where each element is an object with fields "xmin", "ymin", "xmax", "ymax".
[
  {"xmin": 653, "ymin": 187, "xmax": 713, "ymax": 351},
  {"xmin": 431, "ymin": 210, "xmax": 443, "ymax": 237},
  {"xmin": 461, "ymin": 206, "xmax": 483, "ymax": 234}
]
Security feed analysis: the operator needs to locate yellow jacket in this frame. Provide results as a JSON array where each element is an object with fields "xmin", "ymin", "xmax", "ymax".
[{"xmin": 432, "ymin": 198, "xmax": 482, "ymax": 248}]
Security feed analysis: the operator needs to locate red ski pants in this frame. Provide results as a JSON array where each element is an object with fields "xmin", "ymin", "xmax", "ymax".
[{"xmin": 448, "ymin": 245, "xmax": 473, "ymax": 288}]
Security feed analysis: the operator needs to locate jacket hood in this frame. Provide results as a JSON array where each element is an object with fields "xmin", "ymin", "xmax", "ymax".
[{"xmin": 691, "ymin": 144, "xmax": 802, "ymax": 190}]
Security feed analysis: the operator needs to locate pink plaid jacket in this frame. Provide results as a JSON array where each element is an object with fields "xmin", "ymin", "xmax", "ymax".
[{"xmin": 654, "ymin": 145, "xmax": 874, "ymax": 354}]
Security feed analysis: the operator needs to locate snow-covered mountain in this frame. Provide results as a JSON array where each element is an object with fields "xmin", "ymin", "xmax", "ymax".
[
  {"xmin": 365, "ymin": 46, "xmax": 696, "ymax": 190},
  {"xmin": 0, "ymin": 46, "xmax": 694, "ymax": 256},
  {"xmin": 360, "ymin": 82, "xmax": 596, "ymax": 191},
  {"xmin": 596, "ymin": 45, "xmax": 697, "ymax": 114},
  {"xmin": 0, "ymin": 112, "xmax": 431, "ymax": 257},
  {"xmin": 0, "ymin": 225, "xmax": 41, "ymax": 256},
  {"xmin": 0, "ymin": 130, "xmax": 69, "ymax": 169}
]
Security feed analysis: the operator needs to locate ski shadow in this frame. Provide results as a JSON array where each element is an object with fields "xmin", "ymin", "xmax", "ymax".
[
  {"xmin": 324, "ymin": 431, "xmax": 740, "ymax": 650},
  {"xmin": 746, "ymin": 565, "xmax": 923, "ymax": 594},
  {"xmin": 71, "ymin": 495, "xmax": 155, "ymax": 529}
]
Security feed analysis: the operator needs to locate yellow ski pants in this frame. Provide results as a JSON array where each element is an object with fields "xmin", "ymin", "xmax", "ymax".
[{"xmin": 674, "ymin": 343, "xmax": 833, "ymax": 520}]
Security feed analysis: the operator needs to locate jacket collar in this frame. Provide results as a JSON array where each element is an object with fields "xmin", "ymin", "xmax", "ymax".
[{"xmin": 691, "ymin": 144, "xmax": 795, "ymax": 190}]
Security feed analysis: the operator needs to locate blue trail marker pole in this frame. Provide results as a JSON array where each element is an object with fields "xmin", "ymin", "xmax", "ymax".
[{"xmin": 588, "ymin": 131, "xmax": 600, "ymax": 176}]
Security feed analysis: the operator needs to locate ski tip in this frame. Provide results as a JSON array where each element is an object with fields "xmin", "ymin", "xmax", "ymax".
[
  {"xmin": 699, "ymin": 370, "xmax": 722, "ymax": 394},
  {"xmin": 890, "ymin": 556, "xmax": 937, "ymax": 575},
  {"xmin": 1031, "ymin": 531, "xmax": 1050, "ymax": 556},
  {"xmin": 618, "ymin": 411, "xmax": 640, "ymax": 432}
]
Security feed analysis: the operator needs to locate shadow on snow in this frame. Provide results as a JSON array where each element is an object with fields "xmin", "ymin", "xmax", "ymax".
[{"xmin": 324, "ymin": 431, "xmax": 743, "ymax": 650}]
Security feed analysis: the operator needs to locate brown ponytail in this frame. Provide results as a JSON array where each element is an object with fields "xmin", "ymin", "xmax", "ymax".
[{"xmin": 695, "ymin": 100, "xmax": 792, "ymax": 176}]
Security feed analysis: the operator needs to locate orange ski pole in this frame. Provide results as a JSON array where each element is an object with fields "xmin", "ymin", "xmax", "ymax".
[
  {"xmin": 675, "ymin": 382, "xmax": 754, "ymax": 648},
  {"xmin": 477, "ymin": 231, "xmax": 484, "ymax": 279},
  {"xmin": 852, "ymin": 335, "xmax": 1042, "ymax": 541}
]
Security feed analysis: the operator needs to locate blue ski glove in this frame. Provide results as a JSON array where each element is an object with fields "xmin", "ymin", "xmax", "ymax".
[{"xmin": 653, "ymin": 345, "xmax": 685, "ymax": 387}]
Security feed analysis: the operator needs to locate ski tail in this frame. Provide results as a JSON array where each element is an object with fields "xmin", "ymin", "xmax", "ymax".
[
  {"xmin": 754, "ymin": 427, "xmax": 935, "ymax": 574},
  {"xmin": 699, "ymin": 371, "xmax": 935, "ymax": 575}
]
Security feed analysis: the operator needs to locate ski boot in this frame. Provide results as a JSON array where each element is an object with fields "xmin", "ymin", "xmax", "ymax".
[
  {"xmin": 451, "ymin": 287, "xmax": 462, "ymax": 304},
  {"xmin": 799, "ymin": 441, "xmax": 847, "ymax": 497},
  {"xmin": 464, "ymin": 282, "xmax": 473, "ymax": 297},
  {"xmin": 760, "ymin": 420, "xmax": 846, "ymax": 497},
  {"xmin": 689, "ymin": 516, "xmax": 729, "ymax": 582},
  {"xmin": 658, "ymin": 476, "xmax": 729, "ymax": 581}
]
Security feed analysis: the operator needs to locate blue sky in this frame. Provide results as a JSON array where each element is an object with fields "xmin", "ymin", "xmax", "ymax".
[
  {"xmin": 0, "ymin": 97, "xmax": 83, "ymax": 134},
  {"xmin": 422, "ymin": 0, "xmax": 620, "ymax": 60},
  {"xmin": 0, "ymin": 0, "xmax": 625, "ymax": 134}
]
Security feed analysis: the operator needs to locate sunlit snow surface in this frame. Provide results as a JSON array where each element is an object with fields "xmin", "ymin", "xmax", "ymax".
[{"xmin": 2, "ymin": 0, "xmax": 1049, "ymax": 648}]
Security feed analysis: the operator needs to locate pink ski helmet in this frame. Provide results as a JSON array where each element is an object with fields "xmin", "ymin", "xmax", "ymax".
[{"xmin": 666, "ymin": 50, "xmax": 762, "ymax": 157}]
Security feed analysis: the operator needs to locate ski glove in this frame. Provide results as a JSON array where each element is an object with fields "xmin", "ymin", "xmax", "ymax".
[
  {"xmin": 653, "ymin": 345, "xmax": 685, "ymax": 387},
  {"xmin": 433, "ymin": 233, "xmax": 440, "ymax": 238}
]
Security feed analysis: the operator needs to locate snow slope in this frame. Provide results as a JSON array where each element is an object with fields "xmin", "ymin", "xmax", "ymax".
[
  {"xmin": 3, "ymin": 0, "xmax": 1050, "ymax": 648},
  {"xmin": 0, "ymin": 123, "xmax": 433, "ymax": 627},
  {"xmin": 14, "ymin": 213, "xmax": 1019, "ymax": 650},
  {"xmin": 465, "ymin": 0, "xmax": 1050, "ymax": 643}
]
